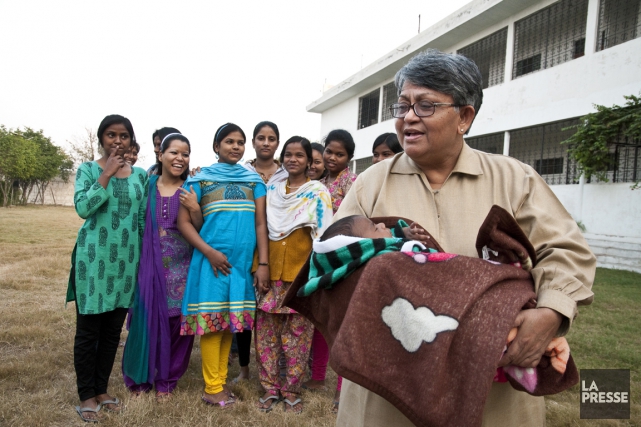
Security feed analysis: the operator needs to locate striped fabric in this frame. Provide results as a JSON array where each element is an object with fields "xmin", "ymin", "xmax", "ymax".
[
  {"xmin": 299, "ymin": 236, "xmax": 406, "ymax": 297},
  {"xmin": 202, "ymin": 200, "xmax": 256, "ymax": 217}
]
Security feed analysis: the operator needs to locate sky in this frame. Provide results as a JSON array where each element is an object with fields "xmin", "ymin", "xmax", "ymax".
[{"xmin": 0, "ymin": 0, "xmax": 471, "ymax": 169}]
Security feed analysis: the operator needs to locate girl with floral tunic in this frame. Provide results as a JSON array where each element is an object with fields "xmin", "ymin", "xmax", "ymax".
[
  {"xmin": 123, "ymin": 133, "xmax": 200, "ymax": 400},
  {"xmin": 67, "ymin": 114, "xmax": 148, "ymax": 422},
  {"xmin": 177, "ymin": 123, "xmax": 269, "ymax": 408},
  {"xmin": 254, "ymin": 137, "xmax": 333, "ymax": 414}
]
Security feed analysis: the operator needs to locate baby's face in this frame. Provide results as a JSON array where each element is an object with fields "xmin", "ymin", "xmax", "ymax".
[{"xmin": 354, "ymin": 217, "xmax": 393, "ymax": 239}]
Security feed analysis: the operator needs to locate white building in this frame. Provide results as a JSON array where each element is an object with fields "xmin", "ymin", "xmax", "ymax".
[{"xmin": 307, "ymin": 0, "xmax": 641, "ymax": 272}]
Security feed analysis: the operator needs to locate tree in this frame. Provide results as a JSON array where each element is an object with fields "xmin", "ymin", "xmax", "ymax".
[
  {"xmin": 562, "ymin": 94, "xmax": 641, "ymax": 188},
  {"xmin": 68, "ymin": 128, "xmax": 100, "ymax": 166},
  {"xmin": 0, "ymin": 126, "xmax": 37, "ymax": 207},
  {"xmin": 16, "ymin": 128, "xmax": 74, "ymax": 204}
]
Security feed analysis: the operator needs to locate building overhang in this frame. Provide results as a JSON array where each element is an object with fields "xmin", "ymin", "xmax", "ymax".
[{"xmin": 306, "ymin": 0, "xmax": 535, "ymax": 113}]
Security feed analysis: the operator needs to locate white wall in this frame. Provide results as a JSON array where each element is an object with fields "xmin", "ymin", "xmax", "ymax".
[{"xmin": 471, "ymin": 37, "xmax": 641, "ymax": 137}]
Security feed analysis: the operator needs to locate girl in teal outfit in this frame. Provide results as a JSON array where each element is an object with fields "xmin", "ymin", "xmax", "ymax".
[
  {"xmin": 177, "ymin": 122, "xmax": 270, "ymax": 408},
  {"xmin": 68, "ymin": 114, "xmax": 148, "ymax": 422}
]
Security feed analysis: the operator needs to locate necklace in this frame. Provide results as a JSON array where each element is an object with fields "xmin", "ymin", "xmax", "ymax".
[{"xmin": 286, "ymin": 179, "xmax": 306, "ymax": 190}]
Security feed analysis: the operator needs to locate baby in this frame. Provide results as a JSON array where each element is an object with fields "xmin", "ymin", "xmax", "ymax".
[
  {"xmin": 299, "ymin": 215, "xmax": 436, "ymax": 298},
  {"xmin": 320, "ymin": 214, "xmax": 431, "ymax": 243}
]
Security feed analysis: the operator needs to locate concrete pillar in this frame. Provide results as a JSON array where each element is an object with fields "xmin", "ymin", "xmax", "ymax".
[
  {"xmin": 578, "ymin": 173, "xmax": 585, "ymax": 222},
  {"xmin": 504, "ymin": 21, "xmax": 515, "ymax": 83},
  {"xmin": 585, "ymin": 0, "xmax": 601, "ymax": 54},
  {"xmin": 503, "ymin": 131, "xmax": 511, "ymax": 156}
]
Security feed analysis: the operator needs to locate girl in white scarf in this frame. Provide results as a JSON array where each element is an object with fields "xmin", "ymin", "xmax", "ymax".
[{"xmin": 254, "ymin": 137, "xmax": 333, "ymax": 414}]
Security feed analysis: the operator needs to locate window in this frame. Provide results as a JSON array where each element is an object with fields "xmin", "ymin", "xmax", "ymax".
[
  {"xmin": 515, "ymin": 54, "xmax": 542, "ymax": 77},
  {"xmin": 573, "ymin": 38, "xmax": 586, "ymax": 58},
  {"xmin": 512, "ymin": 0, "xmax": 589, "ymax": 79},
  {"xmin": 381, "ymin": 82, "xmax": 397, "ymax": 121},
  {"xmin": 508, "ymin": 118, "xmax": 581, "ymax": 184},
  {"xmin": 535, "ymin": 157, "xmax": 564, "ymax": 175},
  {"xmin": 358, "ymin": 89, "xmax": 380, "ymax": 129},
  {"xmin": 354, "ymin": 156, "xmax": 374, "ymax": 174},
  {"xmin": 457, "ymin": 27, "xmax": 508, "ymax": 88},
  {"xmin": 466, "ymin": 133, "xmax": 504, "ymax": 154},
  {"xmin": 596, "ymin": 0, "xmax": 641, "ymax": 51}
]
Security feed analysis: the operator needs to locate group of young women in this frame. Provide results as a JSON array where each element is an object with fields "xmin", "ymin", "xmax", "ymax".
[{"xmin": 68, "ymin": 114, "xmax": 404, "ymax": 422}]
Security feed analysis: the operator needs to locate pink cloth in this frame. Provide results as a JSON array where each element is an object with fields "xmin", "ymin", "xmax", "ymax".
[{"xmin": 311, "ymin": 328, "xmax": 342, "ymax": 390}]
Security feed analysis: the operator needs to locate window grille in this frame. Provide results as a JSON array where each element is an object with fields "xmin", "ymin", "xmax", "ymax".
[
  {"xmin": 513, "ymin": 0, "xmax": 589, "ymax": 79},
  {"xmin": 358, "ymin": 89, "xmax": 380, "ymax": 129},
  {"xmin": 508, "ymin": 118, "xmax": 581, "ymax": 185},
  {"xmin": 596, "ymin": 0, "xmax": 641, "ymax": 51},
  {"xmin": 381, "ymin": 82, "xmax": 397, "ymax": 122},
  {"xmin": 354, "ymin": 156, "xmax": 374, "ymax": 174},
  {"xmin": 458, "ymin": 27, "xmax": 508, "ymax": 88},
  {"xmin": 595, "ymin": 135, "xmax": 641, "ymax": 182},
  {"xmin": 466, "ymin": 133, "xmax": 504, "ymax": 154}
]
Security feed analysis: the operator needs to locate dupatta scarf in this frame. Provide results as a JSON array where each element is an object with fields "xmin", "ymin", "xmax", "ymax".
[{"xmin": 122, "ymin": 175, "xmax": 171, "ymax": 384}]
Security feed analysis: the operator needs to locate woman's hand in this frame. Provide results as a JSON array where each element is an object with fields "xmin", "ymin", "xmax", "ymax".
[
  {"xmin": 254, "ymin": 265, "xmax": 270, "ymax": 294},
  {"xmin": 179, "ymin": 186, "xmax": 199, "ymax": 212},
  {"xmin": 189, "ymin": 166, "xmax": 201, "ymax": 177},
  {"xmin": 498, "ymin": 307, "xmax": 563, "ymax": 368},
  {"xmin": 205, "ymin": 248, "xmax": 232, "ymax": 277},
  {"xmin": 104, "ymin": 146, "xmax": 126, "ymax": 177},
  {"xmin": 403, "ymin": 222, "xmax": 430, "ymax": 245}
]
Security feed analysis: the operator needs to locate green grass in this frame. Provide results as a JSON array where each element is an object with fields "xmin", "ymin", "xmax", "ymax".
[{"xmin": 545, "ymin": 268, "xmax": 641, "ymax": 426}]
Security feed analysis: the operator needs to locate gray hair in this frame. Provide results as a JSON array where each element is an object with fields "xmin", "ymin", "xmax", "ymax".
[{"xmin": 395, "ymin": 49, "xmax": 483, "ymax": 131}]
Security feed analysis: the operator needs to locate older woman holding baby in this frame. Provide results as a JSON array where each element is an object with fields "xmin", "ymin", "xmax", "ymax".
[{"xmin": 332, "ymin": 49, "xmax": 596, "ymax": 426}]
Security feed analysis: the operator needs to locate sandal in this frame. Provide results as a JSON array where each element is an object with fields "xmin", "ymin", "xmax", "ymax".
[
  {"xmin": 202, "ymin": 393, "xmax": 235, "ymax": 408},
  {"xmin": 331, "ymin": 400, "xmax": 339, "ymax": 414},
  {"xmin": 97, "ymin": 398, "xmax": 122, "ymax": 413},
  {"xmin": 75, "ymin": 405, "xmax": 101, "ymax": 423},
  {"xmin": 283, "ymin": 398, "xmax": 303, "ymax": 414},
  {"xmin": 257, "ymin": 394, "xmax": 281, "ymax": 413}
]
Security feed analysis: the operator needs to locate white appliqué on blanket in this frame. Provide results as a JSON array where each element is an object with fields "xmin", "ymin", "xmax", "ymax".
[{"xmin": 381, "ymin": 298, "xmax": 459, "ymax": 352}]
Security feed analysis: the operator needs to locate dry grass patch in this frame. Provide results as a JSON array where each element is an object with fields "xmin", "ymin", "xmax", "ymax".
[
  {"xmin": 1, "ymin": 205, "xmax": 639, "ymax": 426},
  {"xmin": 0, "ymin": 206, "xmax": 339, "ymax": 427}
]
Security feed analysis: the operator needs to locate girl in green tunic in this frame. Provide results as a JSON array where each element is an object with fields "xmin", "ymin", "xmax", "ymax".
[{"xmin": 67, "ymin": 114, "xmax": 148, "ymax": 422}]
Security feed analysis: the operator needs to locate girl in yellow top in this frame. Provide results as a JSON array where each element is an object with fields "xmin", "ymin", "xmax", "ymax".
[{"xmin": 254, "ymin": 137, "xmax": 333, "ymax": 414}]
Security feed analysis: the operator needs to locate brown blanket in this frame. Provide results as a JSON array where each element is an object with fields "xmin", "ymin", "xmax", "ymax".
[{"xmin": 284, "ymin": 206, "xmax": 578, "ymax": 427}]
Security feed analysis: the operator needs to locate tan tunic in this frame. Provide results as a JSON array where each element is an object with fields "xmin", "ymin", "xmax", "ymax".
[{"xmin": 334, "ymin": 143, "xmax": 596, "ymax": 427}]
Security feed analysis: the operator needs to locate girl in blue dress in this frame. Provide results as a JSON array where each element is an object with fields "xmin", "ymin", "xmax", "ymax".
[{"xmin": 177, "ymin": 123, "xmax": 269, "ymax": 407}]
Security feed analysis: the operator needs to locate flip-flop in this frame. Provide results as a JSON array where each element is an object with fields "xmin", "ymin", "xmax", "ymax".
[
  {"xmin": 331, "ymin": 400, "xmax": 339, "ymax": 414},
  {"xmin": 98, "ymin": 397, "xmax": 122, "ymax": 413},
  {"xmin": 75, "ymin": 405, "xmax": 101, "ymax": 423},
  {"xmin": 257, "ymin": 394, "xmax": 281, "ymax": 413},
  {"xmin": 202, "ymin": 394, "xmax": 235, "ymax": 408},
  {"xmin": 283, "ymin": 398, "xmax": 303, "ymax": 414}
]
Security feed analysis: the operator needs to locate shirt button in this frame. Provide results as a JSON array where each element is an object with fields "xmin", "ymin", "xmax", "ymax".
[{"xmin": 282, "ymin": 241, "xmax": 286, "ymax": 246}]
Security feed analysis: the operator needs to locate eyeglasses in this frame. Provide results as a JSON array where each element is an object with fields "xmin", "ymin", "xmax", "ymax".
[{"xmin": 389, "ymin": 101, "xmax": 461, "ymax": 118}]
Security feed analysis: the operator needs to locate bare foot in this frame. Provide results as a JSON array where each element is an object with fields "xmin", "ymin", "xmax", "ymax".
[
  {"xmin": 156, "ymin": 391, "xmax": 172, "ymax": 403},
  {"xmin": 232, "ymin": 366, "xmax": 250, "ymax": 383},
  {"xmin": 302, "ymin": 379, "xmax": 327, "ymax": 391}
]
